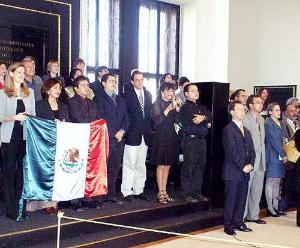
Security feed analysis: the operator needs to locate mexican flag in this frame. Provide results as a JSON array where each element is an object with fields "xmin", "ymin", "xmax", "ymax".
[{"xmin": 21, "ymin": 116, "xmax": 109, "ymax": 202}]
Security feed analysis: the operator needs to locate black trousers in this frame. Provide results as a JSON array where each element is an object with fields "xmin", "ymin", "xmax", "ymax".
[
  {"xmin": 224, "ymin": 180, "xmax": 248, "ymax": 231},
  {"xmin": 107, "ymin": 141, "xmax": 124, "ymax": 199},
  {"xmin": 181, "ymin": 137, "xmax": 206, "ymax": 198},
  {"xmin": 294, "ymin": 191, "xmax": 300, "ymax": 227},
  {"xmin": 1, "ymin": 141, "xmax": 26, "ymax": 219}
]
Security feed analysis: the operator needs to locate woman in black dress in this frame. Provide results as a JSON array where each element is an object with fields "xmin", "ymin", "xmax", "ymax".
[
  {"xmin": 32, "ymin": 78, "xmax": 69, "ymax": 214},
  {"xmin": 151, "ymin": 82, "xmax": 181, "ymax": 204},
  {"xmin": 291, "ymin": 129, "xmax": 300, "ymax": 227}
]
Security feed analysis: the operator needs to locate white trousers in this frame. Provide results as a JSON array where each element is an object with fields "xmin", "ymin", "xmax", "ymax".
[{"xmin": 121, "ymin": 136, "xmax": 148, "ymax": 197}]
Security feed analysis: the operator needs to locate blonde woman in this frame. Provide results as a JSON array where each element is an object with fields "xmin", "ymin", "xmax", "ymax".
[
  {"xmin": 42, "ymin": 59, "xmax": 65, "ymax": 86},
  {"xmin": 0, "ymin": 62, "xmax": 35, "ymax": 220}
]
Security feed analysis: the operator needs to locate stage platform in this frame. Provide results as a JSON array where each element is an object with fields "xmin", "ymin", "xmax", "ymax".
[{"xmin": 0, "ymin": 190, "xmax": 223, "ymax": 248}]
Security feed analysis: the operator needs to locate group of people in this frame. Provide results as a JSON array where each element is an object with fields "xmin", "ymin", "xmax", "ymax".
[
  {"xmin": 223, "ymin": 88, "xmax": 300, "ymax": 235},
  {"xmin": 1, "ymin": 57, "xmax": 300, "ymax": 236},
  {"xmin": 0, "ymin": 57, "xmax": 212, "ymax": 221}
]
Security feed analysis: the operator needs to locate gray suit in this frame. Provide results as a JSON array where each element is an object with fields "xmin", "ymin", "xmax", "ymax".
[{"xmin": 243, "ymin": 112, "xmax": 266, "ymax": 220}]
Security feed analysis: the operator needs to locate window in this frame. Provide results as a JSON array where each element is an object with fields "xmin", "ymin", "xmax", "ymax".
[
  {"xmin": 138, "ymin": 0, "xmax": 179, "ymax": 100},
  {"xmin": 81, "ymin": 0, "xmax": 120, "ymax": 82}
]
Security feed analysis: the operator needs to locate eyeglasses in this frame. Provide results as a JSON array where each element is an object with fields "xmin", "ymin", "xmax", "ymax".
[{"xmin": 79, "ymin": 83, "xmax": 89, "ymax": 88}]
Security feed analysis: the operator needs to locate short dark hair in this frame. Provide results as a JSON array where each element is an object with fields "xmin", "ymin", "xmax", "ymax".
[
  {"xmin": 41, "ymin": 78, "xmax": 63, "ymax": 100},
  {"xmin": 95, "ymin": 66, "xmax": 108, "ymax": 75},
  {"xmin": 228, "ymin": 100, "xmax": 243, "ymax": 115},
  {"xmin": 72, "ymin": 58, "xmax": 85, "ymax": 68},
  {"xmin": 230, "ymin": 89, "xmax": 245, "ymax": 101},
  {"xmin": 183, "ymin": 83, "xmax": 198, "ymax": 94},
  {"xmin": 246, "ymin": 94, "xmax": 261, "ymax": 109},
  {"xmin": 131, "ymin": 70, "xmax": 143, "ymax": 81},
  {"xmin": 101, "ymin": 73, "xmax": 116, "ymax": 84},
  {"xmin": 73, "ymin": 75, "xmax": 90, "ymax": 88},
  {"xmin": 159, "ymin": 73, "xmax": 172, "ymax": 85},
  {"xmin": 159, "ymin": 82, "xmax": 176, "ymax": 92},
  {"xmin": 69, "ymin": 68, "xmax": 82, "ymax": 80},
  {"xmin": 267, "ymin": 102, "xmax": 280, "ymax": 114},
  {"xmin": 178, "ymin": 76, "xmax": 190, "ymax": 87}
]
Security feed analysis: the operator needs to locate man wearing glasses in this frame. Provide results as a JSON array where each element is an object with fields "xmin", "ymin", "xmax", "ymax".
[{"xmin": 179, "ymin": 83, "xmax": 212, "ymax": 203}]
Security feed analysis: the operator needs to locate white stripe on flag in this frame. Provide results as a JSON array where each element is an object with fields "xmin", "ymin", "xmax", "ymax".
[{"xmin": 52, "ymin": 122, "xmax": 90, "ymax": 201}]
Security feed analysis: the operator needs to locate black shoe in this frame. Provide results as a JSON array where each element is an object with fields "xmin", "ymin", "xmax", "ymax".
[
  {"xmin": 88, "ymin": 201, "xmax": 103, "ymax": 209},
  {"xmin": 235, "ymin": 224, "xmax": 252, "ymax": 232},
  {"xmin": 110, "ymin": 197, "xmax": 123, "ymax": 204},
  {"xmin": 6, "ymin": 213, "xmax": 18, "ymax": 220},
  {"xmin": 266, "ymin": 209, "xmax": 279, "ymax": 217},
  {"xmin": 244, "ymin": 218, "xmax": 266, "ymax": 224},
  {"xmin": 194, "ymin": 194, "xmax": 210, "ymax": 202},
  {"xmin": 184, "ymin": 196, "xmax": 199, "ymax": 203},
  {"xmin": 134, "ymin": 193, "xmax": 150, "ymax": 201},
  {"xmin": 124, "ymin": 195, "xmax": 136, "ymax": 203},
  {"xmin": 274, "ymin": 209, "xmax": 287, "ymax": 216},
  {"xmin": 71, "ymin": 203, "xmax": 84, "ymax": 212},
  {"xmin": 224, "ymin": 229, "xmax": 236, "ymax": 235}
]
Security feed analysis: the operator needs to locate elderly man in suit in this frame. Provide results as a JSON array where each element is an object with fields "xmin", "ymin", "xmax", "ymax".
[
  {"xmin": 222, "ymin": 101, "xmax": 256, "ymax": 235},
  {"xmin": 243, "ymin": 95, "xmax": 266, "ymax": 224},
  {"xmin": 121, "ymin": 70, "xmax": 152, "ymax": 202},
  {"xmin": 94, "ymin": 73, "xmax": 129, "ymax": 203}
]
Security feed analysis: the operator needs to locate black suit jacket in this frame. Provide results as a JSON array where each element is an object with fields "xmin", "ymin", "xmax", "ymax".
[
  {"xmin": 222, "ymin": 121, "xmax": 256, "ymax": 181},
  {"xmin": 123, "ymin": 84, "xmax": 152, "ymax": 146},
  {"xmin": 90, "ymin": 80, "xmax": 105, "ymax": 98},
  {"xmin": 68, "ymin": 94, "xmax": 99, "ymax": 123},
  {"xmin": 94, "ymin": 92, "xmax": 129, "ymax": 147},
  {"xmin": 36, "ymin": 100, "xmax": 70, "ymax": 121}
]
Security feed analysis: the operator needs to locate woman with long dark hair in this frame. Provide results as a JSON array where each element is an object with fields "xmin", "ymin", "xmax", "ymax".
[
  {"xmin": 0, "ymin": 62, "xmax": 35, "ymax": 220},
  {"xmin": 150, "ymin": 82, "xmax": 181, "ymax": 204}
]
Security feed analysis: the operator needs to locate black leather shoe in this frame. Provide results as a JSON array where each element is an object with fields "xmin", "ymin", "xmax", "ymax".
[
  {"xmin": 124, "ymin": 195, "xmax": 136, "ymax": 203},
  {"xmin": 134, "ymin": 193, "xmax": 150, "ymax": 201},
  {"xmin": 110, "ymin": 197, "xmax": 123, "ymax": 204},
  {"xmin": 235, "ymin": 224, "xmax": 253, "ymax": 232},
  {"xmin": 266, "ymin": 209, "xmax": 279, "ymax": 217},
  {"xmin": 184, "ymin": 196, "xmax": 199, "ymax": 203},
  {"xmin": 275, "ymin": 209, "xmax": 287, "ymax": 216},
  {"xmin": 224, "ymin": 229, "xmax": 236, "ymax": 235},
  {"xmin": 245, "ymin": 218, "xmax": 266, "ymax": 224},
  {"xmin": 194, "ymin": 194, "xmax": 210, "ymax": 202}
]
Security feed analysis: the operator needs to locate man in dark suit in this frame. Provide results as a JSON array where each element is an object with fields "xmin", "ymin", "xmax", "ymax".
[
  {"xmin": 222, "ymin": 101, "xmax": 256, "ymax": 235},
  {"xmin": 121, "ymin": 70, "xmax": 152, "ymax": 202},
  {"xmin": 90, "ymin": 66, "xmax": 109, "ymax": 96},
  {"xmin": 94, "ymin": 73, "xmax": 129, "ymax": 203}
]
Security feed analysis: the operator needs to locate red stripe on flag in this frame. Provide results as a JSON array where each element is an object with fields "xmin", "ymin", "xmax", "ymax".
[{"xmin": 85, "ymin": 119, "xmax": 109, "ymax": 197}]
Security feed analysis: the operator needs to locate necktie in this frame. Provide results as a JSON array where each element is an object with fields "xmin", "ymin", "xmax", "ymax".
[
  {"xmin": 256, "ymin": 117, "xmax": 261, "ymax": 132},
  {"xmin": 240, "ymin": 126, "xmax": 245, "ymax": 136},
  {"xmin": 139, "ymin": 91, "xmax": 145, "ymax": 118},
  {"xmin": 293, "ymin": 121, "xmax": 298, "ymax": 130},
  {"xmin": 111, "ymin": 93, "xmax": 117, "ymax": 106}
]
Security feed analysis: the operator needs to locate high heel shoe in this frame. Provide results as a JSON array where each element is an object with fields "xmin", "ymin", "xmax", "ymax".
[
  {"xmin": 266, "ymin": 209, "xmax": 279, "ymax": 217},
  {"xmin": 163, "ymin": 190, "xmax": 175, "ymax": 202},
  {"xmin": 157, "ymin": 191, "xmax": 168, "ymax": 204}
]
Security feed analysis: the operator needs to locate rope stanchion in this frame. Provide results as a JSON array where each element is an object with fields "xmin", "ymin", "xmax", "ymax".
[
  {"xmin": 56, "ymin": 212, "xmax": 64, "ymax": 248},
  {"xmin": 56, "ymin": 212, "xmax": 290, "ymax": 248}
]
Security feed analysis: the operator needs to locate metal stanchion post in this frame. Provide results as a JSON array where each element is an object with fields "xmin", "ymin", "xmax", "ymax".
[{"xmin": 57, "ymin": 211, "xmax": 64, "ymax": 248}]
